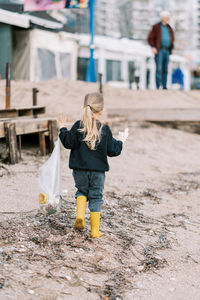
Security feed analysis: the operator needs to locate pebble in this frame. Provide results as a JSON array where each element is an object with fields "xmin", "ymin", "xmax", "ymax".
[
  {"xmin": 136, "ymin": 265, "xmax": 144, "ymax": 272},
  {"xmin": 62, "ymin": 189, "xmax": 68, "ymax": 195},
  {"xmin": 27, "ymin": 289, "xmax": 34, "ymax": 295},
  {"xmin": 136, "ymin": 282, "xmax": 143, "ymax": 288}
]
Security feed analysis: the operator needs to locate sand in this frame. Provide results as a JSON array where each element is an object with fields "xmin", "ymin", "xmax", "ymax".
[{"xmin": 0, "ymin": 80, "xmax": 200, "ymax": 299}]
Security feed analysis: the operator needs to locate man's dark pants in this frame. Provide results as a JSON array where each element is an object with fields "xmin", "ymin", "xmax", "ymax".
[{"xmin": 155, "ymin": 48, "xmax": 170, "ymax": 89}]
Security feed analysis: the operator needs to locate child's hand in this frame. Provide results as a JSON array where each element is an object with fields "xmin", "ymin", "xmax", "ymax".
[
  {"xmin": 58, "ymin": 114, "xmax": 67, "ymax": 129},
  {"xmin": 118, "ymin": 128, "xmax": 129, "ymax": 143}
]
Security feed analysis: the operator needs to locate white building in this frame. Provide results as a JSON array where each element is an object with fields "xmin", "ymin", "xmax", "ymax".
[
  {"xmin": 78, "ymin": 35, "xmax": 151, "ymax": 89},
  {"xmin": 95, "ymin": 0, "xmax": 120, "ymax": 38},
  {"xmin": 95, "ymin": 0, "xmax": 199, "ymax": 57},
  {"xmin": 77, "ymin": 34, "xmax": 190, "ymax": 90},
  {"xmin": 0, "ymin": 8, "xmax": 78, "ymax": 81},
  {"xmin": 0, "ymin": 4, "xmax": 191, "ymax": 89},
  {"xmin": 194, "ymin": 0, "xmax": 200, "ymax": 61},
  {"xmin": 13, "ymin": 29, "xmax": 78, "ymax": 82}
]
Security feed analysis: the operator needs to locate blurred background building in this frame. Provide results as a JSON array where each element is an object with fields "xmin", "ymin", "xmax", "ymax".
[
  {"xmin": 0, "ymin": 0, "xmax": 199, "ymax": 89},
  {"xmin": 49, "ymin": 0, "xmax": 200, "ymax": 61},
  {"xmin": 94, "ymin": 0, "xmax": 199, "ymax": 57}
]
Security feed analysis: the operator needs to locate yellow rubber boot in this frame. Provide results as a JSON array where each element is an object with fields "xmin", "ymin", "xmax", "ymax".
[
  {"xmin": 74, "ymin": 195, "xmax": 87, "ymax": 229},
  {"xmin": 90, "ymin": 212, "xmax": 102, "ymax": 238}
]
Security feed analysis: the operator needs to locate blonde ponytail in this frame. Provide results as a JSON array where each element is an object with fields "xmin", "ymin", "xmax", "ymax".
[{"xmin": 79, "ymin": 93, "xmax": 104, "ymax": 150}]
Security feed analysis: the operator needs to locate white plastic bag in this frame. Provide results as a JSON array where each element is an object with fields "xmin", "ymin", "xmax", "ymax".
[
  {"xmin": 38, "ymin": 139, "xmax": 62, "ymax": 213},
  {"xmin": 118, "ymin": 128, "xmax": 129, "ymax": 143}
]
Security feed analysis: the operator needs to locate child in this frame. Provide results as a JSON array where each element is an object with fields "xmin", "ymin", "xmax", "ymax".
[{"xmin": 58, "ymin": 92, "xmax": 128, "ymax": 238}]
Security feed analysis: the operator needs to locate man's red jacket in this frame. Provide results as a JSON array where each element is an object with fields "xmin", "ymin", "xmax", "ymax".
[{"xmin": 148, "ymin": 22, "xmax": 174, "ymax": 54}]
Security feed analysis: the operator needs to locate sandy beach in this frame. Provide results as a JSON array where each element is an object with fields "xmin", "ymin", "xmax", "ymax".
[{"xmin": 0, "ymin": 80, "xmax": 200, "ymax": 299}]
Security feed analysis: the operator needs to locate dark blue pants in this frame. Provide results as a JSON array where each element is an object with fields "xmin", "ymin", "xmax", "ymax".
[
  {"xmin": 72, "ymin": 170, "xmax": 105, "ymax": 212},
  {"xmin": 155, "ymin": 49, "xmax": 170, "ymax": 89}
]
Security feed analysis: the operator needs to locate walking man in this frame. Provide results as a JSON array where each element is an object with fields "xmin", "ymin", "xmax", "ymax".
[{"xmin": 148, "ymin": 11, "xmax": 174, "ymax": 89}]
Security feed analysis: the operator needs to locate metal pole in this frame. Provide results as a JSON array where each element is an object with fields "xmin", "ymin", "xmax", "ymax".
[
  {"xmin": 5, "ymin": 63, "xmax": 11, "ymax": 109},
  {"xmin": 86, "ymin": 0, "xmax": 96, "ymax": 82}
]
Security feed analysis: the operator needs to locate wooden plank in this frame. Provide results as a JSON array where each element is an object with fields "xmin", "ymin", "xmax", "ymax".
[
  {"xmin": 14, "ymin": 118, "xmax": 49, "ymax": 136},
  {"xmin": 48, "ymin": 120, "xmax": 58, "ymax": 152},
  {"xmin": 0, "ymin": 109, "xmax": 18, "ymax": 118},
  {"xmin": 18, "ymin": 135, "xmax": 22, "ymax": 160},
  {"xmin": 18, "ymin": 109, "xmax": 33, "ymax": 117},
  {"xmin": 107, "ymin": 108, "xmax": 200, "ymax": 122},
  {"xmin": 0, "ymin": 117, "xmax": 57, "ymax": 138},
  {"xmin": 4, "ymin": 122, "xmax": 18, "ymax": 164},
  {"xmin": 0, "ymin": 106, "xmax": 45, "ymax": 118},
  {"xmin": 0, "ymin": 122, "xmax": 3, "ymax": 138},
  {"xmin": 18, "ymin": 105, "xmax": 45, "ymax": 110},
  {"xmin": 18, "ymin": 106, "xmax": 45, "ymax": 117},
  {"xmin": 39, "ymin": 132, "xmax": 46, "ymax": 156}
]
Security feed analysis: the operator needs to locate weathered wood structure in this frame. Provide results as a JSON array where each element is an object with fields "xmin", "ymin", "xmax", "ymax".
[
  {"xmin": 0, "ymin": 106, "xmax": 45, "ymax": 118},
  {"xmin": 0, "ymin": 116, "xmax": 58, "ymax": 164},
  {"xmin": 0, "ymin": 67, "xmax": 58, "ymax": 164}
]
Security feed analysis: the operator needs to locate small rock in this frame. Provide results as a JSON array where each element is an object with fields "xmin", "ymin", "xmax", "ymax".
[
  {"xmin": 154, "ymin": 255, "xmax": 163, "ymax": 261},
  {"xmin": 136, "ymin": 265, "xmax": 144, "ymax": 272},
  {"xmin": 62, "ymin": 189, "xmax": 68, "ymax": 195},
  {"xmin": 0, "ymin": 278, "xmax": 5, "ymax": 289},
  {"xmin": 27, "ymin": 289, "xmax": 34, "ymax": 295}
]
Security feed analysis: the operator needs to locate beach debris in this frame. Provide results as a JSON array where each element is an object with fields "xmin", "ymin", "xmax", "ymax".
[
  {"xmin": 27, "ymin": 289, "xmax": 35, "ymax": 295},
  {"xmin": 0, "ymin": 165, "xmax": 9, "ymax": 177},
  {"xmin": 38, "ymin": 139, "xmax": 62, "ymax": 214},
  {"xmin": 0, "ymin": 278, "xmax": 5, "ymax": 289},
  {"xmin": 62, "ymin": 189, "xmax": 68, "ymax": 196},
  {"xmin": 100, "ymin": 295, "xmax": 109, "ymax": 300},
  {"xmin": 0, "ymin": 172, "xmax": 195, "ymax": 299},
  {"xmin": 136, "ymin": 265, "xmax": 144, "ymax": 272}
]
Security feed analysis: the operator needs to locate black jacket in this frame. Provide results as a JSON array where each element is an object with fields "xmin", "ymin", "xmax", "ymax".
[{"xmin": 59, "ymin": 120, "xmax": 123, "ymax": 172}]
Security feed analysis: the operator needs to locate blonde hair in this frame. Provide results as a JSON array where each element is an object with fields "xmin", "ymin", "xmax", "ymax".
[{"xmin": 79, "ymin": 93, "xmax": 104, "ymax": 150}]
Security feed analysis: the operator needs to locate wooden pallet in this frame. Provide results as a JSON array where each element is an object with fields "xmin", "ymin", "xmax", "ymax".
[
  {"xmin": 0, "ymin": 117, "xmax": 58, "ymax": 164},
  {"xmin": 0, "ymin": 106, "xmax": 45, "ymax": 118}
]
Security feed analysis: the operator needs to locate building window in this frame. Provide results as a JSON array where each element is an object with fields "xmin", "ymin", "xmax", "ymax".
[
  {"xmin": 60, "ymin": 52, "xmax": 71, "ymax": 79},
  {"xmin": 106, "ymin": 60, "xmax": 121, "ymax": 82},
  {"xmin": 77, "ymin": 57, "xmax": 98, "ymax": 81},
  {"xmin": 37, "ymin": 48, "xmax": 56, "ymax": 81},
  {"xmin": 128, "ymin": 61, "xmax": 136, "ymax": 83}
]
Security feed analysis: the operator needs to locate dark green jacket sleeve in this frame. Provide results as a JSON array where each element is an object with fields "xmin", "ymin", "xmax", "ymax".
[
  {"xmin": 106, "ymin": 125, "xmax": 123, "ymax": 157},
  {"xmin": 59, "ymin": 121, "xmax": 80, "ymax": 150}
]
